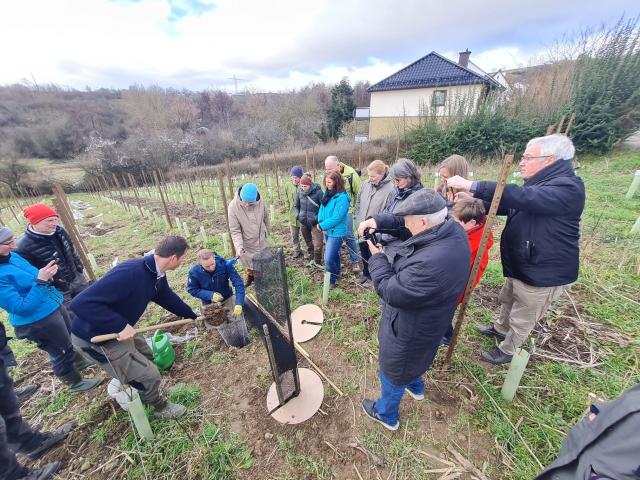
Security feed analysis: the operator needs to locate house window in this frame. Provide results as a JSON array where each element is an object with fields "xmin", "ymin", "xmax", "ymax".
[{"xmin": 433, "ymin": 90, "xmax": 446, "ymax": 107}]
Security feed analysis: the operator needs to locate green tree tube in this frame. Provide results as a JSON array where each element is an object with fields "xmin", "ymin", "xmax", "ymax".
[
  {"xmin": 126, "ymin": 393, "xmax": 153, "ymax": 440},
  {"xmin": 501, "ymin": 347, "xmax": 530, "ymax": 402},
  {"xmin": 322, "ymin": 271, "xmax": 331, "ymax": 306}
]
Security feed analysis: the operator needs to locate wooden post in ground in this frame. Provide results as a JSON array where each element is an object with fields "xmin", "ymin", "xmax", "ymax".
[
  {"xmin": 127, "ymin": 173, "xmax": 144, "ymax": 218},
  {"xmin": 52, "ymin": 184, "xmax": 96, "ymax": 281},
  {"xmin": 0, "ymin": 187, "xmax": 20, "ymax": 223},
  {"xmin": 395, "ymin": 132, "xmax": 400, "ymax": 161},
  {"xmin": 153, "ymin": 171, "xmax": 173, "ymax": 228},
  {"xmin": 272, "ymin": 152, "xmax": 282, "ymax": 204},
  {"xmin": 111, "ymin": 174, "xmax": 129, "ymax": 211},
  {"xmin": 312, "ymin": 145, "xmax": 316, "ymax": 180},
  {"xmin": 305, "ymin": 149, "xmax": 310, "ymax": 173},
  {"xmin": 217, "ymin": 170, "xmax": 235, "ymax": 256},
  {"xmin": 546, "ymin": 124, "xmax": 555, "ymax": 135},
  {"xmin": 225, "ymin": 159, "xmax": 234, "ymax": 201},
  {"xmin": 358, "ymin": 142, "xmax": 363, "ymax": 172},
  {"xmin": 555, "ymin": 114, "xmax": 567, "ymax": 133},
  {"xmin": 564, "ymin": 112, "xmax": 576, "ymax": 136},
  {"xmin": 444, "ymin": 154, "xmax": 515, "ymax": 368},
  {"xmin": 186, "ymin": 180, "xmax": 196, "ymax": 206}
]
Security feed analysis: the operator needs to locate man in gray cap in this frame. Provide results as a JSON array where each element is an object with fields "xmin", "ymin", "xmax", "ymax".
[{"xmin": 357, "ymin": 189, "xmax": 470, "ymax": 430}]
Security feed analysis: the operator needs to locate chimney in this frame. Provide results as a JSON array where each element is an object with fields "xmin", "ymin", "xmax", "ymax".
[{"xmin": 458, "ymin": 49, "xmax": 471, "ymax": 68}]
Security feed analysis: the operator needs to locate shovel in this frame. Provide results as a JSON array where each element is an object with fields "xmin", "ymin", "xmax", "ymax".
[{"xmin": 90, "ymin": 318, "xmax": 200, "ymax": 343}]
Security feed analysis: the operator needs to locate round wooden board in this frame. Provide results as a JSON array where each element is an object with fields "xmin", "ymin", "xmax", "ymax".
[
  {"xmin": 290, "ymin": 304, "xmax": 324, "ymax": 343},
  {"xmin": 266, "ymin": 368, "xmax": 324, "ymax": 424}
]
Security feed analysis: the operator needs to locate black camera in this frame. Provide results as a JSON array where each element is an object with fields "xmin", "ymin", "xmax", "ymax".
[{"xmin": 358, "ymin": 227, "xmax": 381, "ymax": 245}]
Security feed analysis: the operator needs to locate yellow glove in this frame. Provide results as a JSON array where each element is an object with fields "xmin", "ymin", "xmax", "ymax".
[
  {"xmin": 233, "ymin": 305, "xmax": 243, "ymax": 316},
  {"xmin": 212, "ymin": 292, "xmax": 224, "ymax": 303}
]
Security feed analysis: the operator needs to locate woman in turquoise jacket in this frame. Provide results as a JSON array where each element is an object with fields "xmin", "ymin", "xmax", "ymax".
[
  {"xmin": 317, "ymin": 171, "xmax": 350, "ymax": 286},
  {"xmin": 0, "ymin": 227, "xmax": 98, "ymax": 392}
]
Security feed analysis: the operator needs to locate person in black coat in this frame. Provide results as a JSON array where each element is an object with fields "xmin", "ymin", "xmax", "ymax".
[
  {"xmin": 357, "ymin": 189, "xmax": 470, "ymax": 430},
  {"xmin": 295, "ymin": 174, "xmax": 324, "ymax": 267},
  {"xmin": 17, "ymin": 203, "xmax": 89, "ymax": 302},
  {"xmin": 447, "ymin": 133, "xmax": 585, "ymax": 364}
]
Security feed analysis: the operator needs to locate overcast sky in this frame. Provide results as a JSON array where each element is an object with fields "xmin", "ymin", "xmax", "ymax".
[{"xmin": 1, "ymin": 0, "xmax": 637, "ymax": 92}]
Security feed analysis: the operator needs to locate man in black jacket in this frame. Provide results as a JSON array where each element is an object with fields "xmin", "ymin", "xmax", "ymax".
[
  {"xmin": 358, "ymin": 189, "xmax": 470, "ymax": 430},
  {"xmin": 447, "ymin": 134, "xmax": 585, "ymax": 364},
  {"xmin": 17, "ymin": 204, "xmax": 89, "ymax": 302}
]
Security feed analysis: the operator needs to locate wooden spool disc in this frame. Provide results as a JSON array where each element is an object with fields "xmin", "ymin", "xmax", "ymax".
[
  {"xmin": 290, "ymin": 304, "xmax": 324, "ymax": 343},
  {"xmin": 266, "ymin": 368, "xmax": 324, "ymax": 424}
]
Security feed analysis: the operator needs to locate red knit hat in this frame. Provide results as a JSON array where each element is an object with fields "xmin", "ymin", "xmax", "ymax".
[{"xmin": 23, "ymin": 204, "xmax": 58, "ymax": 225}]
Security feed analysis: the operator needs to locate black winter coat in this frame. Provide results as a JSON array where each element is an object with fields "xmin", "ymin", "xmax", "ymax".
[
  {"xmin": 16, "ymin": 226, "xmax": 83, "ymax": 294},
  {"xmin": 295, "ymin": 183, "xmax": 323, "ymax": 228},
  {"xmin": 369, "ymin": 215, "xmax": 470, "ymax": 385},
  {"xmin": 474, "ymin": 159, "xmax": 585, "ymax": 287}
]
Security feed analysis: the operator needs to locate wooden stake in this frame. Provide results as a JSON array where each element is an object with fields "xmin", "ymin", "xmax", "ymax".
[
  {"xmin": 311, "ymin": 145, "xmax": 316, "ymax": 180},
  {"xmin": 272, "ymin": 152, "xmax": 281, "ymax": 204},
  {"xmin": 127, "ymin": 173, "xmax": 144, "ymax": 217},
  {"xmin": 225, "ymin": 159, "xmax": 234, "ymax": 201},
  {"xmin": 153, "ymin": 170, "xmax": 173, "ymax": 228},
  {"xmin": 395, "ymin": 132, "xmax": 400, "ymax": 161},
  {"xmin": 546, "ymin": 124, "xmax": 555, "ymax": 135},
  {"xmin": 555, "ymin": 114, "xmax": 566, "ymax": 133},
  {"xmin": 444, "ymin": 154, "xmax": 514, "ymax": 367},
  {"xmin": 565, "ymin": 112, "xmax": 576, "ymax": 136},
  {"xmin": 186, "ymin": 180, "xmax": 196, "ymax": 206},
  {"xmin": 305, "ymin": 149, "xmax": 310, "ymax": 173},
  {"xmin": 217, "ymin": 171, "xmax": 235, "ymax": 256}
]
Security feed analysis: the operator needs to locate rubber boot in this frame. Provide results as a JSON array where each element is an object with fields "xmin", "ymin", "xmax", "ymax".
[{"xmin": 60, "ymin": 371, "xmax": 100, "ymax": 393}]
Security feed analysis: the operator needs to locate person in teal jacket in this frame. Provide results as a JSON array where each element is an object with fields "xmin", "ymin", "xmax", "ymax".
[
  {"xmin": 0, "ymin": 227, "xmax": 98, "ymax": 392},
  {"xmin": 317, "ymin": 171, "xmax": 350, "ymax": 286}
]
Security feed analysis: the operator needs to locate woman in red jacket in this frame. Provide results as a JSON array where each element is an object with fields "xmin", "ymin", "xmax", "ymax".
[{"xmin": 440, "ymin": 198, "xmax": 494, "ymax": 346}]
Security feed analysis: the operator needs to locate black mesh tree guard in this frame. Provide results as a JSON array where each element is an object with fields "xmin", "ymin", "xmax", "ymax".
[{"xmin": 245, "ymin": 246, "xmax": 300, "ymax": 408}]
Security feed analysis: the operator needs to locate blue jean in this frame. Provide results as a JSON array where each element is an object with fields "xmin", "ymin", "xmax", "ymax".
[
  {"xmin": 375, "ymin": 370, "xmax": 425, "ymax": 425},
  {"xmin": 324, "ymin": 235, "xmax": 343, "ymax": 285},
  {"xmin": 343, "ymin": 212, "xmax": 360, "ymax": 263}
]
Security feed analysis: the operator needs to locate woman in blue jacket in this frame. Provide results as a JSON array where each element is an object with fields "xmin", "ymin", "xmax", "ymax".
[
  {"xmin": 0, "ymin": 227, "xmax": 98, "ymax": 392},
  {"xmin": 317, "ymin": 171, "xmax": 350, "ymax": 286}
]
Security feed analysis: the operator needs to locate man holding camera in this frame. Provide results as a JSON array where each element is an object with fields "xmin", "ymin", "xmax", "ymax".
[{"xmin": 358, "ymin": 189, "xmax": 470, "ymax": 430}]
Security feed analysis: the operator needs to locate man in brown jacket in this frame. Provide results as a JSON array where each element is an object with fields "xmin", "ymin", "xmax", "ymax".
[{"xmin": 228, "ymin": 183, "xmax": 270, "ymax": 286}]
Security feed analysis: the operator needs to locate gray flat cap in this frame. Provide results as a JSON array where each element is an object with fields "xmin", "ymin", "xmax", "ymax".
[
  {"xmin": 0, "ymin": 226, "xmax": 14, "ymax": 244},
  {"xmin": 393, "ymin": 188, "xmax": 446, "ymax": 216}
]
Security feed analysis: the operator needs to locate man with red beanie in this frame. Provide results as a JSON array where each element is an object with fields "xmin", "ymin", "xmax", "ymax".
[{"xmin": 17, "ymin": 203, "xmax": 89, "ymax": 302}]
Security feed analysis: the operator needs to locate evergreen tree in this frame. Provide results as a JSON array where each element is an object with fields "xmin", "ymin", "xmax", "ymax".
[{"xmin": 326, "ymin": 78, "xmax": 356, "ymax": 141}]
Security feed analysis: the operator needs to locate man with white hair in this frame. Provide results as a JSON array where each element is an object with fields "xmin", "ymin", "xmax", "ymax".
[
  {"xmin": 357, "ymin": 189, "xmax": 470, "ymax": 430},
  {"xmin": 447, "ymin": 133, "xmax": 585, "ymax": 364},
  {"xmin": 324, "ymin": 155, "xmax": 363, "ymax": 273}
]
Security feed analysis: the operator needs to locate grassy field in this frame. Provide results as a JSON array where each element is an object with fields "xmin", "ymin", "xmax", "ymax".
[{"xmin": 1, "ymin": 149, "xmax": 639, "ymax": 479}]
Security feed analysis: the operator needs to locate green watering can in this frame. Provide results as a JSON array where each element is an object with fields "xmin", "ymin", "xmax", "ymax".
[{"xmin": 152, "ymin": 330, "xmax": 176, "ymax": 371}]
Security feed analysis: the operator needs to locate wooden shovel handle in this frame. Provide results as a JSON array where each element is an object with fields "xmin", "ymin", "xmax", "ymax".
[{"xmin": 90, "ymin": 318, "xmax": 196, "ymax": 343}]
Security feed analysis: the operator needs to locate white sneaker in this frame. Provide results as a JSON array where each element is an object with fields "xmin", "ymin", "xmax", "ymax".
[{"xmin": 404, "ymin": 388, "xmax": 425, "ymax": 401}]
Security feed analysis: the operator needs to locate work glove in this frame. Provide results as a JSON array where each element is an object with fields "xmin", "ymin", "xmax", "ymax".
[
  {"xmin": 233, "ymin": 305, "xmax": 243, "ymax": 316},
  {"xmin": 212, "ymin": 292, "xmax": 224, "ymax": 303}
]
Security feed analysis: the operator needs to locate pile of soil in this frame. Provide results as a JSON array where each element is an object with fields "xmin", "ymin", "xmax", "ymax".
[{"xmin": 201, "ymin": 303, "xmax": 228, "ymax": 327}]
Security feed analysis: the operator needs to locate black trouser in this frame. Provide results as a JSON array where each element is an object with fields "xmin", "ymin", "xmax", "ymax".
[
  {"xmin": 14, "ymin": 307, "xmax": 77, "ymax": 379},
  {"xmin": 359, "ymin": 242, "xmax": 372, "ymax": 279},
  {"xmin": 0, "ymin": 364, "xmax": 44, "ymax": 480},
  {"xmin": 61, "ymin": 272, "xmax": 91, "ymax": 304}
]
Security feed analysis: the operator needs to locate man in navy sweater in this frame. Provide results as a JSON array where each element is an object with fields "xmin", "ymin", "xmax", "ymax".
[
  {"xmin": 70, "ymin": 236, "xmax": 198, "ymax": 419},
  {"xmin": 187, "ymin": 249, "xmax": 245, "ymax": 319}
]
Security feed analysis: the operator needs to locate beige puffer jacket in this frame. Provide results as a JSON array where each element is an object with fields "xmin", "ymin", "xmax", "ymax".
[{"xmin": 228, "ymin": 191, "xmax": 270, "ymax": 269}]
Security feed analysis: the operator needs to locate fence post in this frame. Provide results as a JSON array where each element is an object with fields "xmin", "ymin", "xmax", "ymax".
[{"xmin": 153, "ymin": 171, "xmax": 173, "ymax": 228}]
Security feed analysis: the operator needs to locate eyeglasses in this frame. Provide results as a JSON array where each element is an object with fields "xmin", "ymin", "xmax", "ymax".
[{"xmin": 521, "ymin": 155, "xmax": 553, "ymax": 163}]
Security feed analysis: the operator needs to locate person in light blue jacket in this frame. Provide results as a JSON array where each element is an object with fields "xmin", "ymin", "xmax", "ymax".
[
  {"xmin": 0, "ymin": 227, "xmax": 98, "ymax": 392},
  {"xmin": 317, "ymin": 170, "xmax": 350, "ymax": 286}
]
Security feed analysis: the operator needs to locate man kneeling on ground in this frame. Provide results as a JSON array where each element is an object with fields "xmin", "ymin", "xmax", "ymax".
[
  {"xmin": 69, "ymin": 236, "xmax": 198, "ymax": 419},
  {"xmin": 358, "ymin": 189, "xmax": 470, "ymax": 430},
  {"xmin": 187, "ymin": 249, "xmax": 245, "ymax": 320}
]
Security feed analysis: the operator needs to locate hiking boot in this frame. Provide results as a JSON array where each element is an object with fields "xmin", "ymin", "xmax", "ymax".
[
  {"xmin": 154, "ymin": 402, "xmax": 186, "ymax": 419},
  {"xmin": 477, "ymin": 325, "xmax": 506, "ymax": 340},
  {"xmin": 404, "ymin": 388, "xmax": 425, "ymax": 401},
  {"xmin": 61, "ymin": 371, "xmax": 101, "ymax": 393},
  {"xmin": 355, "ymin": 275, "xmax": 368, "ymax": 285},
  {"xmin": 19, "ymin": 421, "xmax": 77, "ymax": 461},
  {"xmin": 480, "ymin": 346, "xmax": 513, "ymax": 365},
  {"xmin": 73, "ymin": 355, "xmax": 95, "ymax": 371},
  {"xmin": 351, "ymin": 262, "xmax": 362, "ymax": 274},
  {"xmin": 16, "ymin": 384, "xmax": 39, "ymax": 405},
  {"xmin": 16, "ymin": 462, "xmax": 61, "ymax": 480},
  {"xmin": 361, "ymin": 399, "xmax": 399, "ymax": 431},
  {"xmin": 360, "ymin": 279, "xmax": 374, "ymax": 289}
]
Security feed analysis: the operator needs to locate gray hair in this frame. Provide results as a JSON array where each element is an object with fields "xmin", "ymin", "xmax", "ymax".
[
  {"xmin": 389, "ymin": 158, "xmax": 422, "ymax": 187},
  {"xmin": 407, "ymin": 207, "xmax": 448, "ymax": 229},
  {"xmin": 197, "ymin": 248, "xmax": 214, "ymax": 261},
  {"xmin": 527, "ymin": 133, "xmax": 575, "ymax": 161},
  {"xmin": 324, "ymin": 155, "xmax": 339, "ymax": 168}
]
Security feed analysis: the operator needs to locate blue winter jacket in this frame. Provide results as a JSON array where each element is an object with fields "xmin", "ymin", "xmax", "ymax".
[
  {"xmin": 317, "ymin": 191, "xmax": 350, "ymax": 238},
  {"xmin": 186, "ymin": 255, "xmax": 245, "ymax": 305},
  {"xmin": 70, "ymin": 255, "xmax": 197, "ymax": 342},
  {"xmin": 0, "ymin": 252, "xmax": 63, "ymax": 326}
]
